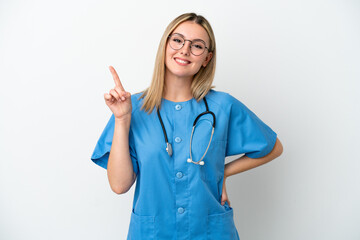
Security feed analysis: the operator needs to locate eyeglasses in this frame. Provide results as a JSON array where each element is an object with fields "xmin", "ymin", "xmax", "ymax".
[{"xmin": 168, "ymin": 33, "xmax": 210, "ymax": 56}]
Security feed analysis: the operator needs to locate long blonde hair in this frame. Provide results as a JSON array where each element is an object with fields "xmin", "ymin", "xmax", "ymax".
[{"xmin": 139, "ymin": 13, "xmax": 217, "ymax": 114}]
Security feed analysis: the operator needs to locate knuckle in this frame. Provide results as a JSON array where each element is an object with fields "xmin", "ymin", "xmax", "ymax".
[
  {"xmin": 110, "ymin": 90, "xmax": 118, "ymax": 98},
  {"xmin": 115, "ymin": 86, "xmax": 123, "ymax": 94}
]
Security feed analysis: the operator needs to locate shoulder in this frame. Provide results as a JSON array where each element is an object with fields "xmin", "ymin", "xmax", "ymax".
[{"xmin": 205, "ymin": 89, "xmax": 245, "ymax": 113}]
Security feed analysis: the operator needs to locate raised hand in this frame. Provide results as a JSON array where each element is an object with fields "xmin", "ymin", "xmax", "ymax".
[{"xmin": 104, "ymin": 66, "xmax": 132, "ymax": 121}]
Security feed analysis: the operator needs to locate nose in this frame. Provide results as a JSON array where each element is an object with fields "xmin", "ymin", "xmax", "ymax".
[{"xmin": 180, "ymin": 40, "xmax": 191, "ymax": 56}]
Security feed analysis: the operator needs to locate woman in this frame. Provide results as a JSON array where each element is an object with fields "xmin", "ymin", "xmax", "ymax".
[{"xmin": 91, "ymin": 12, "xmax": 283, "ymax": 240}]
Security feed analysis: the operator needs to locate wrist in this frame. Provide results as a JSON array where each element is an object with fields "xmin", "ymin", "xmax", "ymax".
[{"xmin": 115, "ymin": 115, "xmax": 131, "ymax": 126}]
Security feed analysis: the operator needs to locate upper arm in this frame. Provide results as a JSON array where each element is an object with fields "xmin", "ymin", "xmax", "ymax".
[{"xmin": 225, "ymin": 93, "xmax": 278, "ymax": 158}]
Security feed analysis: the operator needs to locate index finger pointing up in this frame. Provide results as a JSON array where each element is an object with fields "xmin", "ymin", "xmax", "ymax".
[{"xmin": 109, "ymin": 66, "xmax": 125, "ymax": 91}]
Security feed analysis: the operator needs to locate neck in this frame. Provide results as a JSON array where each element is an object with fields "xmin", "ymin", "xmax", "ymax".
[{"xmin": 163, "ymin": 72, "xmax": 193, "ymax": 102}]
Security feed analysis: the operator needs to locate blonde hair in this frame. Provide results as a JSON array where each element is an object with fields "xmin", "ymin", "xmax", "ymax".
[{"xmin": 139, "ymin": 12, "xmax": 217, "ymax": 114}]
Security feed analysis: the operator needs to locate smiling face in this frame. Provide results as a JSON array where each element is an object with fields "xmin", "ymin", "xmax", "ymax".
[{"xmin": 165, "ymin": 21, "xmax": 213, "ymax": 81}]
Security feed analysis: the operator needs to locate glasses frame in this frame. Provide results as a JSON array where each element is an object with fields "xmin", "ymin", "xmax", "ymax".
[{"xmin": 167, "ymin": 33, "xmax": 210, "ymax": 56}]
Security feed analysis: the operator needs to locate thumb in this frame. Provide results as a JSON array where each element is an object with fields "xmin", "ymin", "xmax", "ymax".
[{"xmin": 221, "ymin": 195, "xmax": 226, "ymax": 205}]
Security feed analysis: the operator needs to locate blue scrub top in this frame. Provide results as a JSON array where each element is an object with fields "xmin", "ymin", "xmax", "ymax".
[{"xmin": 91, "ymin": 89, "xmax": 277, "ymax": 240}]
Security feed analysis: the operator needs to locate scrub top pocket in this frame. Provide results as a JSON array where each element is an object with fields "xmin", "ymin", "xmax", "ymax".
[
  {"xmin": 127, "ymin": 210, "xmax": 155, "ymax": 240},
  {"xmin": 207, "ymin": 207, "xmax": 239, "ymax": 240}
]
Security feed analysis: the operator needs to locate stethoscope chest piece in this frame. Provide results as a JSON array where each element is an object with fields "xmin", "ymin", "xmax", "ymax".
[{"xmin": 166, "ymin": 142, "xmax": 173, "ymax": 157}]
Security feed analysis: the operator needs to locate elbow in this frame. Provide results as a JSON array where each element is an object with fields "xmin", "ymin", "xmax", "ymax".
[
  {"xmin": 112, "ymin": 188, "xmax": 126, "ymax": 195},
  {"xmin": 107, "ymin": 176, "xmax": 127, "ymax": 194},
  {"xmin": 265, "ymin": 138, "xmax": 283, "ymax": 160},
  {"xmin": 109, "ymin": 172, "xmax": 136, "ymax": 195},
  {"xmin": 111, "ymin": 185, "xmax": 130, "ymax": 195},
  {"xmin": 109, "ymin": 183, "xmax": 123, "ymax": 194},
  {"xmin": 273, "ymin": 138, "xmax": 283, "ymax": 157}
]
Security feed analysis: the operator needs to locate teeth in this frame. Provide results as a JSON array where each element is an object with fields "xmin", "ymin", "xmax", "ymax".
[{"xmin": 175, "ymin": 58, "xmax": 190, "ymax": 64}]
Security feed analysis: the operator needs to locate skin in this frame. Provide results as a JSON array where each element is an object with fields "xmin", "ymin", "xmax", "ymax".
[
  {"xmin": 104, "ymin": 66, "xmax": 132, "ymax": 121},
  {"xmin": 104, "ymin": 20, "xmax": 284, "ymax": 206}
]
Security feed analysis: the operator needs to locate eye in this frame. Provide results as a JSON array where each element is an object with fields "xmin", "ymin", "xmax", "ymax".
[
  {"xmin": 170, "ymin": 35, "xmax": 184, "ymax": 44},
  {"xmin": 173, "ymin": 38, "xmax": 182, "ymax": 43},
  {"xmin": 193, "ymin": 43, "xmax": 204, "ymax": 49}
]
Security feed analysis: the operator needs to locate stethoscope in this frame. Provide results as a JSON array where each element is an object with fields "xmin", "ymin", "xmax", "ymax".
[{"xmin": 157, "ymin": 97, "xmax": 216, "ymax": 166}]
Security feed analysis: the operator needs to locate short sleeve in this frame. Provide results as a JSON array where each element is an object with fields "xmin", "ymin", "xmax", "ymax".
[
  {"xmin": 90, "ymin": 114, "xmax": 139, "ymax": 176},
  {"xmin": 225, "ymin": 94, "xmax": 277, "ymax": 158}
]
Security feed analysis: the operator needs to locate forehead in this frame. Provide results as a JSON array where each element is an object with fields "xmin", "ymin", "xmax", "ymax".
[{"xmin": 172, "ymin": 21, "xmax": 210, "ymax": 44}]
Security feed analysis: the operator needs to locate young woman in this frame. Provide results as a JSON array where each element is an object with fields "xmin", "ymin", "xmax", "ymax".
[{"xmin": 91, "ymin": 12, "xmax": 283, "ymax": 240}]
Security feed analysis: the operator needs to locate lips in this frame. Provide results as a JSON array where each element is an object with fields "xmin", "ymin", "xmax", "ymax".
[{"xmin": 174, "ymin": 57, "xmax": 191, "ymax": 65}]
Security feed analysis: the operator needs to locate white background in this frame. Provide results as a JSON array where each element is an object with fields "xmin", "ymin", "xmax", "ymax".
[{"xmin": 0, "ymin": 0, "xmax": 359, "ymax": 239}]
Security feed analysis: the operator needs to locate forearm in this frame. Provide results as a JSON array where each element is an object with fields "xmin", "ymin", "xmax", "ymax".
[
  {"xmin": 224, "ymin": 138, "xmax": 283, "ymax": 179},
  {"xmin": 107, "ymin": 117, "xmax": 136, "ymax": 194}
]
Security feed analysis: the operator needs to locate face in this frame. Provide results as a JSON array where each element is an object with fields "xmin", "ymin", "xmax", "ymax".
[{"xmin": 165, "ymin": 21, "xmax": 213, "ymax": 81}]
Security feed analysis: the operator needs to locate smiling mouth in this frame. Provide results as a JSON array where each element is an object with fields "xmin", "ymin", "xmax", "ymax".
[{"xmin": 174, "ymin": 58, "xmax": 191, "ymax": 65}]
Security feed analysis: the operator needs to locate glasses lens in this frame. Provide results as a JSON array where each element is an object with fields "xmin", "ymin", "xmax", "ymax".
[
  {"xmin": 169, "ymin": 34, "xmax": 184, "ymax": 50},
  {"xmin": 190, "ymin": 41, "xmax": 206, "ymax": 56}
]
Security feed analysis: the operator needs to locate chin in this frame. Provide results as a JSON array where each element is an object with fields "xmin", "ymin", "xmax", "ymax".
[
  {"xmin": 166, "ymin": 68, "xmax": 194, "ymax": 79},
  {"xmin": 171, "ymin": 71, "xmax": 195, "ymax": 79}
]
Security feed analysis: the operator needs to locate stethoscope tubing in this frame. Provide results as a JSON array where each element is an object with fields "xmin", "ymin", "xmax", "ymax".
[{"xmin": 157, "ymin": 96, "xmax": 216, "ymax": 165}]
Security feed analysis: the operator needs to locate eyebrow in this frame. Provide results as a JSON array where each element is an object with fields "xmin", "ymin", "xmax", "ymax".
[{"xmin": 173, "ymin": 32, "xmax": 206, "ymax": 43}]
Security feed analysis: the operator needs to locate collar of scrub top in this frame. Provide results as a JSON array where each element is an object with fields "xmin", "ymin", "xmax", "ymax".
[{"xmin": 156, "ymin": 96, "xmax": 216, "ymax": 166}]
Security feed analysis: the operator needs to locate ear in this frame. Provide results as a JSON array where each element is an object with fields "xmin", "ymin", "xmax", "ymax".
[{"xmin": 202, "ymin": 52, "xmax": 213, "ymax": 67}]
